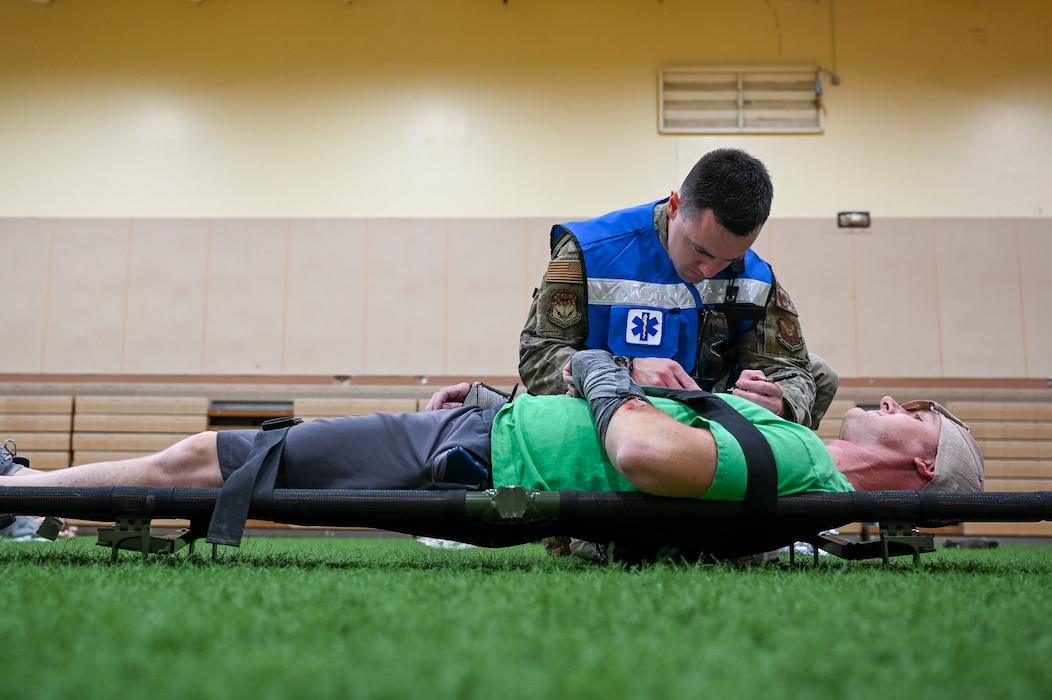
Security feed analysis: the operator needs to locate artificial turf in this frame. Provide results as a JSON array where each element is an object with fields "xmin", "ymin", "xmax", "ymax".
[{"xmin": 2, "ymin": 535, "xmax": 1051, "ymax": 700}]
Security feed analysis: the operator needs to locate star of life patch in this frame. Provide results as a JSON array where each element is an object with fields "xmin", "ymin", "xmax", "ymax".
[
  {"xmin": 545, "ymin": 291, "xmax": 583, "ymax": 328},
  {"xmin": 777, "ymin": 318, "xmax": 804, "ymax": 352},
  {"xmin": 625, "ymin": 308, "xmax": 663, "ymax": 347}
]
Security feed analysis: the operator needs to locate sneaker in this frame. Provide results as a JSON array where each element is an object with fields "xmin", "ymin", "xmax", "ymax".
[
  {"xmin": 0, "ymin": 441, "xmax": 63, "ymax": 542},
  {"xmin": 1, "ymin": 439, "xmax": 29, "ymax": 476},
  {"xmin": 1, "ymin": 439, "xmax": 30, "ymax": 534}
]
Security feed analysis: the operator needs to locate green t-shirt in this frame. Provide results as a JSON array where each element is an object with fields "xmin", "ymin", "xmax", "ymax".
[{"xmin": 489, "ymin": 393, "xmax": 852, "ymax": 499}]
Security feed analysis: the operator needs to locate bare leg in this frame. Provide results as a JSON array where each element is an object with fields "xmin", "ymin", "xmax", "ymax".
[{"xmin": 2, "ymin": 432, "xmax": 224, "ymax": 489}]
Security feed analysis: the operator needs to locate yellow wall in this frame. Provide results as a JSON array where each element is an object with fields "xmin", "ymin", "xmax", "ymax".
[
  {"xmin": 1, "ymin": 0, "xmax": 1049, "ymax": 218},
  {"xmin": 1, "ymin": 0, "xmax": 1050, "ymax": 382}
]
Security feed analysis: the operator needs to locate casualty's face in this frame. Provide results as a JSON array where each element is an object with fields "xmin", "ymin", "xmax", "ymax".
[
  {"xmin": 838, "ymin": 396, "xmax": 942, "ymax": 455},
  {"xmin": 666, "ymin": 192, "xmax": 758, "ymax": 284}
]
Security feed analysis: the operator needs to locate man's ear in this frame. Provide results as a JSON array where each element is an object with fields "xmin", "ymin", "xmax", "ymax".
[
  {"xmin": 668, "ymin": 190, "xmax": 680, "ymax": 218},
  {"xmin": 915, "ymin": 456, "xmax": 936, "ymax": 482}
]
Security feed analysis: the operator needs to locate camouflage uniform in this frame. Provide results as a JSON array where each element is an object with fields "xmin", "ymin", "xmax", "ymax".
[{"xmin": 519, "ymin": 201, "xmax": 837, "ymax": 430}]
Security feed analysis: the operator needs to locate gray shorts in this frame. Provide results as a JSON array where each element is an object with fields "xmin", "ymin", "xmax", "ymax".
[{"xmin": 215, "ymin": 406, "xmax": 496, "ymax": 490}]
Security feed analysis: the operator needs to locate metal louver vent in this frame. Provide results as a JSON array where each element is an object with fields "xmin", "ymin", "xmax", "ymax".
[{"xmin": 660, "ymin": 66, "xmax": 823, "ymax": 134}]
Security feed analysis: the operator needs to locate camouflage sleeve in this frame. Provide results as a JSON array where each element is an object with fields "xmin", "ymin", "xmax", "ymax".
[
  {"xmin": 518, "ymin": 233, "xmax": 589, "ymax": 396},
  {"xmin": 734, "ymin": 277, "xmax": 818, "ymax": 427}
]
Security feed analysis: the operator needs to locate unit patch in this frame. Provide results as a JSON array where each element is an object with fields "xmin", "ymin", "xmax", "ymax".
[
  {"xmin": 774, "ymin": 283, "xmax": 798, "ymax": 316},
  {"xmin": 625, "ymin": 308, "xmax": 663, "ymax": 347},
  {"xmin": 777, "ymin": 318, "xmax": 804, "ymax": 352},
  {"xmin": 546, "ymin": 291, "xmax": 583, "ymax": 328}
]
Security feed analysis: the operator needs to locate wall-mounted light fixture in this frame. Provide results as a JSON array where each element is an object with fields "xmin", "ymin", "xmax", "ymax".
[{"xmin": 838, "ymin": 211, "xmax": 871, "ymax": 228}]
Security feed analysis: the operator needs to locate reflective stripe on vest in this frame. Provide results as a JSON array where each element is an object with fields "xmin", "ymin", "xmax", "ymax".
[
  {"xmin": 588, "ymin": 276, "xmax": 773, "ymax": 310},
  {"xmin": 697, "ymin": 277, "xmax": 772, "ymax": 306}
]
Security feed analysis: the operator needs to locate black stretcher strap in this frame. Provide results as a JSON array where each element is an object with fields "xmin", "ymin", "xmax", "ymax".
[
  {"xmin": 656, "ymin": 388, "xmax": 778, "ymax": 519},
  {"xmin": 206, "ymin": 419, "xmax": 299, "ymax": 547}
]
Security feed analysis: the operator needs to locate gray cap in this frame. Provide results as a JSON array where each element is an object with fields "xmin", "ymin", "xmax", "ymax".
[{"xmin": 901, "ymin": 400, "xmax": 985, "ymax": 493}]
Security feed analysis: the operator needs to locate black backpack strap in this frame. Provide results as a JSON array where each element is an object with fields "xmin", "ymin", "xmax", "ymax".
[
  {"xmin": 656, "ymin": 388, "xmax": 778, "ymax": 518},
  {"xmin": 206, "ymin": 417, "xmax": 302, "ymax": 547}
]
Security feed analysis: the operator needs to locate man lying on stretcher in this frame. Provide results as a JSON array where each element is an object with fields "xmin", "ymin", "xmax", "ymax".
[{"xmin": 1, "ymin": 351, "xmax": 984, "ymax": 507}]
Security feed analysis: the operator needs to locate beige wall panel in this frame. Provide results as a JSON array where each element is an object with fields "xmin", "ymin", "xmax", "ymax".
[
  {"xmin": 1017, "ymin": 218, "xmax": 1052, "ymax": 378},
  {"xmin": 748, "ymin": 217, "xmax": 773, "ymax": 262},
  {"xmin": 761, "ymin": 218, "xmax": 860, "ymax": 377},
  {"xmin": 0, "ymin": 220, "xmax": 51, "ymax": 372},
  {"xmin": 43, "ymin": 220, "xmax": 130, "ymax": 373},
  {"xmin": 283, "ymin": 219, "xmax": 369, "ymax": 376},
  {"xmin": 122, "ymin": 220, "xmax": 210, "ymax": 373},
  {"xmin": 935, "ymin": 219, "xmax": 1026, "ymax": 377},
  {"xmin": 361, "ymin": 219, "xmax": 447, "ymax": 375},
  {"xmin": 852, "ymin": 220, "xmax": 942, "ymax": 376},
  {"xmin": 445, "ymin": 219, "xmax": 529, "ymax": 376},
  {"xmin": 202, "ymin": 220, "xmax": 288, "ymax": 374}
]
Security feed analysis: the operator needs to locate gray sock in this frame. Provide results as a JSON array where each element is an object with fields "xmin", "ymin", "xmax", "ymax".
[{"xmin": 570, "ymin": 350, "xmax": 651, "ymax": 445}]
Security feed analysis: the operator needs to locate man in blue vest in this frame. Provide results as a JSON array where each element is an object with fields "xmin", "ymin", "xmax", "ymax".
[{"xmin": 519, "ymin": 148, "xmax": 836, "ymax": 431}]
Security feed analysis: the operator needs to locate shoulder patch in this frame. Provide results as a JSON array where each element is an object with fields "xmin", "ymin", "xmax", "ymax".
[
  {"xmin": 774, "ymin": 283, "xmax": 798, "ymax": 316},
  {"xmin": 776, "ymin": 318, "xmax": 805, "ymax": 352},
  {"xmin": 545, "ymin": 291, "xmax": 584, "ymax": 328},
  {"xmin": 545, "ymin": 260, "xmax": 584, "ymax": 284}
]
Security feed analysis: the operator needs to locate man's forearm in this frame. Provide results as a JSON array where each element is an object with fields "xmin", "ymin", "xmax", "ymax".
[
  {"xmin": 519, "ymin": 330, "xmax": 579, "ymax": 395},
  {"xmin": 771, "ymin": 371, "xmax": 817, "ymax": 427}
]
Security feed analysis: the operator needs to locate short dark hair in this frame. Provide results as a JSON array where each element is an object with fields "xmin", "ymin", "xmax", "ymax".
[{"xmin": 678, "ymin": 148, "xmax": 773, "ymax": 236}]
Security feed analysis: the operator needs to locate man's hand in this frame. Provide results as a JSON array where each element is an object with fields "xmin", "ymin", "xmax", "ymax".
[
  {"xmin": 424, "ymin": 382, "xmax": 472, "ymax": 411},
  {"xmin": 630, "ymin": 357, "xmax": 701, "ymax": 390},
  {"xmin": 564, "ymin": 356, "xmax": 701, "ymax": 395},
  {"xmin": 729, "ymin": 369, "xmax": 785, "ymax": 416}
]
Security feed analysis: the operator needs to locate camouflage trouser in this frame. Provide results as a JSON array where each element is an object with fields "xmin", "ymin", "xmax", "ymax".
[{"xmin": 808, "ymin": 354, "xmax": 839, "ymax": 430}]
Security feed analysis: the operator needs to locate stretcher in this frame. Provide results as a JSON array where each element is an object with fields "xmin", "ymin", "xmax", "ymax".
[{"xmin": 2, "ymin": 485, "xmax": 1050, "ymax": 565}]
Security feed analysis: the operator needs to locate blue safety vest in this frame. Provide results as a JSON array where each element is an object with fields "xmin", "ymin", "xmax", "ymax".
[{"xmin": 553, "ymin": 199, "xmax": 774, "ymax": 379}]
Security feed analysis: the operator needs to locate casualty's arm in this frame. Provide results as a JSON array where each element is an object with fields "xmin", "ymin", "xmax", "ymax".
[{"xmin": 603, "ymin": 398, "xmax": 718, "ymax": 498}]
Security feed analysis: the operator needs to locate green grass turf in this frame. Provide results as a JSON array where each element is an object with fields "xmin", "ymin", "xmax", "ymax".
[{"xmin": 2, "ymin": 535, "xmax": 1052, "ymax": 700}]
